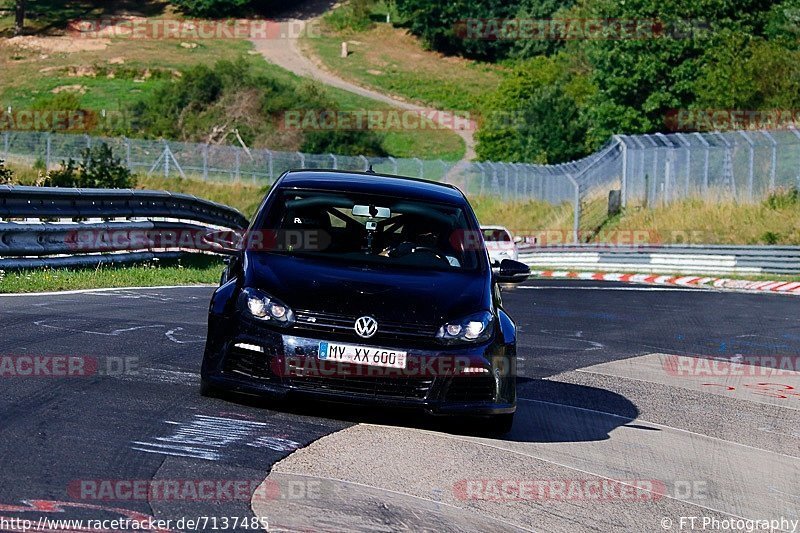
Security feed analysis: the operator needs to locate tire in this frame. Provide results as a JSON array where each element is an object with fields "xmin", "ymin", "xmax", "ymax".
[
  {"xmin": 200, "ymin": 378, "xmax": 220, "ymax": 398},
  {"xmin": 485, "ymin": 413, "xmax": 514, "ymax": 435}
]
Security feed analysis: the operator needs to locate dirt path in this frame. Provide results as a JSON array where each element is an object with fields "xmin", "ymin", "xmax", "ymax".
[{"xmin": 249, "ymin": 1, "xmax": 476, "ymax": 163}]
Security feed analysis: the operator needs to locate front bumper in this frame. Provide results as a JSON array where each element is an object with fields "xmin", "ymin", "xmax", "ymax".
[{"xmin": 202, "ymin": 317, "xmax": 516, "ymax": 416}]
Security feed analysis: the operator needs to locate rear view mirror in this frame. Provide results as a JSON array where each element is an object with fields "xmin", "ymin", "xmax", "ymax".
[
  {"xmin": 352, "ymin": 205, "xmax": 391, "ymax": 218},
  {"xmin": 496, "ymin": 259, "xmax": 530, "ymax": 283}
]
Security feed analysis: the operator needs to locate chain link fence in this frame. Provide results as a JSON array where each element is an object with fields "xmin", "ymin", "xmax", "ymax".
[{"xmin": 2, "ymin": 129, "xmax": 799, "ymax": 241}]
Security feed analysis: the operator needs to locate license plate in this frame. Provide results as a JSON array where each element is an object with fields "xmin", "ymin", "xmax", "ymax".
[{"xmin": 318, "ymin": 342, "xmax": 407, "ymax": 369}]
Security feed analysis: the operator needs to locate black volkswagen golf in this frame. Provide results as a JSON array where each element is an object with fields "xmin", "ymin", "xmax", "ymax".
[{"xmin": 201, "ymin": 169, "xmax": 530, "ymax": 433}]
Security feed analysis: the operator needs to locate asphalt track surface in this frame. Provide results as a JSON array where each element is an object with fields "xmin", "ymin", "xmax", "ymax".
[{"xmin": 0, "ymin": 279, "xmax": 798, "ymax": 532}]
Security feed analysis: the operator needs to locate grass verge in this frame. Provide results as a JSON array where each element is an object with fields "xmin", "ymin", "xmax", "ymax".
[{"xmin": 0, "ymin": 255, "xmax": 222, "ymax": 293}]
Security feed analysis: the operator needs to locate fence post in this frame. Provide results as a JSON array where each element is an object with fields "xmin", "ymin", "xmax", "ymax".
[
  {"xmin": 45, "ymin": 133, "xmax": 51, "ymax": 170},
  {"xmin": 234, "ymin": 148, "xmax": 241, "ymax": 181},
  {"xmin": 762, "ymin": 130, "xmax": 777, "ymax": 192},
  {"xmin": 715, "ymin": 133, "xmax": 736, "ymax": 198},
  {"xmin": 414, "ymin": 157, "xmax": 423, "ymax": 178},
  {"xmin": 163, "ymin": 141, "xmax": 170, "ymax": 178},
  {"xmin": 2, "ymin": 131, "xmax": 9, "ymax": 159},
  {"xmin": 566, "ymin": 173, "xmax": 580, "ymax": 244},
  {"xmin": 675, "ymin": 133, "xmax": 691, "ymax": 197},
  {"xmin": 738, "ymin": 131, "xmax": 755, "ymax": 201},
  {"xmin": 85, "ymin": 134, "xmax": 91, "ymax": 149},
  {"xmin": 655, "ymin": 133, "xmax": 673, "ymax": 203},
  {"xmin": 693, "ymin": 132, "xmax": 710, "ymax": 194},
  {"xmin": 202, "ymin": 144, "xmax": 209, "ymax": 181},
  {"xmin": 791, "ymin": 127, "xmax": 800, "ymax": 186},
  {"xmin": 267, "ymin": 150, "xmax": 274, "ymax": 180},
  {"xmin": 124, "ymin": 137, "xmax": 132, "ymax": 171},
  {"xmin": 615, "ymin": 135, "xmax": 628, "ymax": 207}
]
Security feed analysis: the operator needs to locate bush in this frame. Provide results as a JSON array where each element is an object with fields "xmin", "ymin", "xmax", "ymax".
[
  {"xmin": 325, "ymin": 0, "xmax": 376, "ymax": 32},
  {"xmin": 764, "ymin": 187, "xmax": 800, "ymax": 209},
  {"xmin": 301, "ymin": 129, "xmax": 388, "ymax": 157},
  {"xmin": 44, "ymin": 144, "xmax": 135, "ymax": 189},
  {"xmin": 127, "ymin": 59, "xmax": 391, "ymax": 157},
  {"xmin": 0, "ymin": 159, "xmax": 14, "ymax": 184}
]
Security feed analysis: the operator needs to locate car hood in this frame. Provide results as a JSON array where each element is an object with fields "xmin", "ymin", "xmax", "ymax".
[{"xmin": 243, "ymin": 252, "xmax": 490, "ymax": 325}]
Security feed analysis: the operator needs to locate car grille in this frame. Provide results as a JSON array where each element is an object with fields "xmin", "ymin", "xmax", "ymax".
[
  {"xmin": 223, "ymin": 344, "xmax": 278, "ymax": 381},
  {"xmin": 293, "ymin": 310, "xmax": 439, "ymax": 342},
  {"xmin": 288, "ymin": 374, "xmax": 434, "ymax": 400},
  {"xmin": 445, "ymin": 375, "xmax": 496, "ymax": 403}
]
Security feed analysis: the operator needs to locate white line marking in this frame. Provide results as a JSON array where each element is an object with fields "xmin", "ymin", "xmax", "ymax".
[
  {"xmin": 34, "ymin": 319, "xmax": 165, "ymax": 337},
  {"xmin": 165, "ymin": 327, "xmax": 206, "ymax": 344},
  {"xmin": 0, "ymin": 284, "xmax": 215, "ymax": 297}
]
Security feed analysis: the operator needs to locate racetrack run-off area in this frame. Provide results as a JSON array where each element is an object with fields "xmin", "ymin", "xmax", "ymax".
[{"xmin": 0, "ymin": 280, "xmax": 798, "ymax": 531}]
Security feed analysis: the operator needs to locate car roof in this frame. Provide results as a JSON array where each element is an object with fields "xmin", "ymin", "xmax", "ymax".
[{"xmin": 277, "ymin": 169, "xmax": 466, "ymax": 204}]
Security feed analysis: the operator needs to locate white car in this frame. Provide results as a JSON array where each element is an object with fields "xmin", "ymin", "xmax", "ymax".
[{"xmin": 481, "ymin": 225, "xmax": 519, "ymax": 266}]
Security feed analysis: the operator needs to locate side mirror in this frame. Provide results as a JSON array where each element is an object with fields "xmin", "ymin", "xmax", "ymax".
[
  {"xmin": 513, "ymin": 235, "xmax": 523, "ymax": 244},
  {"xmin": 202, "ymin": 229, "xmax": 241, "ymax": 255},
  {"xmin": 496, "ymin": 259, "xmax": 530, "ymax": 283}
]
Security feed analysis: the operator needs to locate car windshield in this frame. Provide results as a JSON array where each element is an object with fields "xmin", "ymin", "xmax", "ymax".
[
  {"xmin": 483, "ymin": 229, "xmax": 511, "ymax": 242},
  {"xmin": 257, "ymin": 189, "xmax": 483, "ymax": 271}
]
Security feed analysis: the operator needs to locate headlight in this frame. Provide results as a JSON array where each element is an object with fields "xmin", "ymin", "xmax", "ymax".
[
  {"xmin": 239, "ymin": 288, "xmax": 294, "ymax": 326},
  {"xmin": 436, "ymin": 311, "xmax": 494, "ymax": 344}
]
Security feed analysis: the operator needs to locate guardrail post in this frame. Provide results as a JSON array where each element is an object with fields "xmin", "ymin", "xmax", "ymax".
[
  {"xmin": 2, "ymin": 131, "xmax": 8, "ymax": 159},
  {"xmin": 388, "ymin": 156, "xmax": 398, "ymax": 174},
  {"xmin": 359, "ymin": 155, "xmax": 368, "ymax": 172},
  {"xmin": 85, "ymin": 134, "xmax": 91, "ymax": 149},
  {"xmin": 297, "ymin": 152, "xmax": 306, "ymax": 169},
  {"xmin": 330, "ymin": 153, "xmax": 337, "ymax": 170}
]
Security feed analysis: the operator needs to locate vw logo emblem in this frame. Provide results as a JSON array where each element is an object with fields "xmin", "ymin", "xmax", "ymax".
[{"xmin": 354, "ymin": 316, "xmax": 378, "ymax": 338}]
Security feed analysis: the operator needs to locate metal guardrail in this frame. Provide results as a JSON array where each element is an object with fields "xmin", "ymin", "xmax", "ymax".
[
  {"xmin": 0, "ymin": 186, "xmax": 249, "ymax": 269},
  {"xmin": 518, "ymin": 244, "xmax": 800, "ymax": 275},
  {"xmin": 0, "ymin": 185, "xmax": 249, "ymax": 229}
]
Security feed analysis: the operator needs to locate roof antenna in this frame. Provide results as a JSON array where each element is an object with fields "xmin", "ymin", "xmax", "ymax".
[{"xmin": 365, "ymin": 163, "xmax": 375, "ymax": 174}]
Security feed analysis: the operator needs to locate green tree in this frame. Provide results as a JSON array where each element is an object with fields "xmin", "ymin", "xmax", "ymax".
[
  {"xmin": 581, "ymin": 0, "xmax": 782, "ymax": 142},
  {"xmin": 394, "ymin": 0, "xmax": 520, "ymax": 59},
  {"xmin": 169, "ymin": 0, "xmax": 251, "ymax": 17},
  {"xmin": 476, "ymin": 55, "xmax": 594, "ymax": 163}
]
